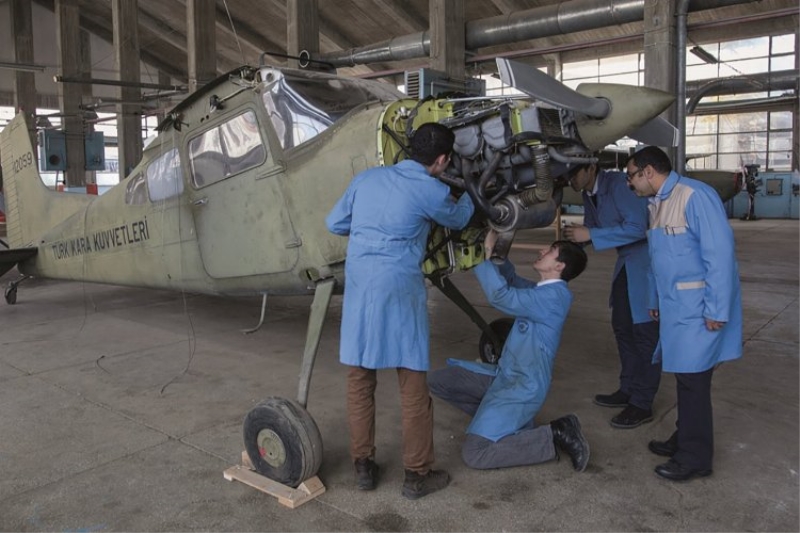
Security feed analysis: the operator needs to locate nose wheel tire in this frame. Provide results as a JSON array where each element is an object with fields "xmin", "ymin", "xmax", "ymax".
[
  {"xmin": 243, "ymin": 397, "xmax": 323, "ymax": 488},
  {"xmin": 478, "ymin": 317, "xmax": 515, "ymax": 364}
]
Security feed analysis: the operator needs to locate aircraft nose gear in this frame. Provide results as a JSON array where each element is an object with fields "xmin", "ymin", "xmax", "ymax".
[{"xmin": 4, "ymin": 275, "xmax": 30, "ymax": 305}]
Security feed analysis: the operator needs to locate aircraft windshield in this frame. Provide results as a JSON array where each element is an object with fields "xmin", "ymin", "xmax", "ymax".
[{"xmin": 261, "ymin": 70, "xmax": 403, "ymax": 150}]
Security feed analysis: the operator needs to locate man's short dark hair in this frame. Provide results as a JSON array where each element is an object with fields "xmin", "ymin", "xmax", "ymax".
[
  {"xmin": 410, "ymin": 123, "xmax": 454, "ymax": 166},
  {"xmin": 565, "ymin": 163, "xmax": 593, "ymax": 181},
  {"xmin": 553, "ymin": 240, "xmax": 588, "ymax": 282},
  {"xmin": 627, "ymin": 146, "xmax": 673, "ymax": 174}
]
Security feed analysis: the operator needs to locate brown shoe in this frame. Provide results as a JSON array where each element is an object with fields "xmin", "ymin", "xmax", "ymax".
[
  {"xmin": 354, "ymin": 458, "xmax": 379, "ymax": 490},
  {"xmin": 401, "ymin": 469, "xmax": 450, "ymax": 500}
]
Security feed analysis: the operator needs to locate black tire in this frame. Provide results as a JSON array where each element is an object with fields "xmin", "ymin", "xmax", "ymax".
[
  {"xmin": 4, "ymin": 286, "xmax": 17, "ymax": 305},
  {"xmin": 478, "ymin": 317, "xmax": 515, "ymax": 364},
  {"xmin": 243, "ymin": 397, "xmax": 323, "ymax": 488}
]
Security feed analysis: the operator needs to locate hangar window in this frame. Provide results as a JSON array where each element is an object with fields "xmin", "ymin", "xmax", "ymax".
[
  {"xmin": 146, "ymin": 148, "xmax": 183, "ymax": 201},
  {"xmin": 685, "ymin": 34, "xmax": 795, "ymax": 171},
  {"xmin": 188, "ymin": 110, "xmax": 266, "ymax": 188},
  {"xmin": 562, "ymin": 54, "xmax": 643, "ymax": 89},
  {"xmin": 125, "ymin": 174, "xmax": 147, "ymax": 205}
]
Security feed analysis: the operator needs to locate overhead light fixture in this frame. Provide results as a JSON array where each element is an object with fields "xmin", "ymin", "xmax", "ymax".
[
  {"xmin": 690, "ymin": 46, "xmax": 719, "ymax": 65},
  {"xmin": 0, "ymin": 61, "xmax": 47, "ymax": 72}
]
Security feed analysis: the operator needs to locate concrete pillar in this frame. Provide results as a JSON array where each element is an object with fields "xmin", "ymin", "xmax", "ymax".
[
  {"xmin": 793, "ymin": 31, "xmax": 799, "ymax": 172},
  {"xmin": 643, "ymin": 0, "xmax": 677, "ymax": 162},
  {"xmin": 429, "ymin": 0, "xmax": 465, "ymax": 81},
  {"xmin": 287, "ymin": 0, "xmax": 319, "ymax": 70},
  {"xmin": 544, "ymin": 53, "xmax": 562, "ymax": 81},
  {"xmin": 80, "ymin": 31, "xmax": 93, "ymax": 104},
  {"xmin": 187, "ymin": 0, "xmax": 216, "ymax": 93},
  {"xmin": 11, "ymin": 0, "xmax": 37, "ymax": 152},
  {"xmin": 112, "ymin": 0, "xmax": 142, "ymax": 178},
  {"xmin": 55, "ymin": 0, "xmax": 86, "ymax": 188},
  {"xmin": 80, "ymin": 29, "xmax": 96, "ymax": 190}
]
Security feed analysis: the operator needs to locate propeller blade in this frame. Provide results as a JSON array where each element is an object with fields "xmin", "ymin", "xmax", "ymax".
[
  {"xmin": 496, "ymin": 58, "xmax": 610, "ymax": 118},
  {"xmin": 626, "ymin": 116, "xmax": 679, "ymax": 147}
]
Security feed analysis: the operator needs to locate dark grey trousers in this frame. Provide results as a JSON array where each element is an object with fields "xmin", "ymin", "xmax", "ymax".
[
  {"xmin": 611, "ymin": 266, "xmax": 661, "ymax": 410},
  {"xmin": 428, "ymin": 366, "xmax": 556, "ymax": 469}
]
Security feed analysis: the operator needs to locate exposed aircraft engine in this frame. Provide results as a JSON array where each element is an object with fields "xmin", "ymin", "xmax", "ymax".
[
  {"xmin": 444, "ymin": 100, "xmax": 580, "ymax": 262},
  {"xmin": 381, "ymin": 96, "xmax": 594, "ymax": 265},
  {"xmin": 449, "ymin": 103, "xmax": 579, "ymax": 211}
]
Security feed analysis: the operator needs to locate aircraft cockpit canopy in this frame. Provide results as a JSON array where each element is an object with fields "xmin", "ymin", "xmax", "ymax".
[{"xmin": 258, "ymin": 67, "xmax": 403, "ymax": 150}]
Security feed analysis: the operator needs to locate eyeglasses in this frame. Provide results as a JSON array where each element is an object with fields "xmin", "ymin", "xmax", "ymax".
[{"xmin": 626, "ymin": 167, "xmax": 643, "ymax": 181}]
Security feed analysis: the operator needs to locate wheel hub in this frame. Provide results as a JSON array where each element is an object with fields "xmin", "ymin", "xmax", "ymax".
[{"xmin": 256, "ymin": 428, "xmax": 287, "ymax": 467}]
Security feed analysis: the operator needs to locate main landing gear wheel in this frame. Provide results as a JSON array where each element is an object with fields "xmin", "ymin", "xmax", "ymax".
[
  {"xmin": 478, "ymin": 317, "xmax": 515, "ymax": 364},
  {"xmin": 4, "ymin": 285, "xmax": 17, "ymax": 305},
  {"xmin": 243, "ymin": 396, "xmax": 323, "ymax": 488}
]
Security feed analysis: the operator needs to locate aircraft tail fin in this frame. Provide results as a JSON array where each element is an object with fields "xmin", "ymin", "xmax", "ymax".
[{"xmin": 0, "ymin": 113, "xmax": 92, "ymax": 248}]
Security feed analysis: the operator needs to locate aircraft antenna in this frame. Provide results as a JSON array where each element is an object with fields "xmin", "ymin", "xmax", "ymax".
[{"xmin": 221, "ymin": 0, "xmax": 246, "ymax": 65}]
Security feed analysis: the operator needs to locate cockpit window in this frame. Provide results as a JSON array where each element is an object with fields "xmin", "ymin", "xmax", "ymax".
[
  {"xmin": 189, "ymin": 110, "xmax": 267, "ymax": 188},
  {"xmin": 146, "ymin": 148, "xmax": 183, "ymax": 201},
  {"xmin": 125, "ymin": 174, "xmax": 147, "ymax": 205},
  {"xmin": 261, "ymin": 69, "xmax": 403, "ymax": 150}
]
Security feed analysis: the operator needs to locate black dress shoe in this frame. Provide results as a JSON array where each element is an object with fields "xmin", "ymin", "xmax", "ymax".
[
  {"xmin": 550, "ymin": 414, "xmax": 590, "ymax": 472},
  {"xmin": 593, "ymin": 389, "xmax": 630, "ymax": 408},
  {"xmin": 354, "ymin": 457, "xmax": 379, "ymax": 490},
  {"xmin": 654, "ymin": 459, "xmax": 711, "ymax": 481},
  {"xmin": 648, "ymin": 432, "xmax": 678, "ymax": 457},
  {"xmin": 610, "ymin": 405, "xmax": 653, "ymax": 429}
]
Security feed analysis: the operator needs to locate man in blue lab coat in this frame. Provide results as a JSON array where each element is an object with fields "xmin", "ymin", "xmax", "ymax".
[
  {"xmin": 428, "ymin": 232, "xmax": 590, "ymax": 472},
  {"xmin": 626, "ymin": 146, "xmax": 743, "ymax": 482},
  {"xmin": 326, "ymin": 122, "xmax": 474, "ymax": 499},
  {"xmin": 564, "ymin": 163, "xmax": 661, "ymax": 429}
]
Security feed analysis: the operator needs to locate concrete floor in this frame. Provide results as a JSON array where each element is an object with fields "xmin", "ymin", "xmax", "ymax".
[{"xmin": 0, "ymin": 218, "xmax": 797, "ymax": 532}]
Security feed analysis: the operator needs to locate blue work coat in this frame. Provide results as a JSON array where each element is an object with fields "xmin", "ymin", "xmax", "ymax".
[
  {"xmin": 447, "ymin": 260, "xmax": 572, "ymax": 442},
  {"xmin": 647, "ymin": 172, "xmax": 743, "ymax": 373},
  {"xmin": 584, "ymin": 170, "xmax": 652, "ymax": 324},
  {"xmin": 326, "ymin": 159, "xmax": 474, "ymax": 371}
]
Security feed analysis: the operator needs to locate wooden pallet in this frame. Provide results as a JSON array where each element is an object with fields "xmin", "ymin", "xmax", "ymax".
[{"xmin": 223, "ymin": 452, "xmax": 325, "ymax": 509}]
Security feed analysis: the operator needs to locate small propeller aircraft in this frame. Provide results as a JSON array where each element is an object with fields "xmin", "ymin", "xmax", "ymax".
[{"xmin": 0, "ymin": 58, "xmax": 677, "ymax": 488}]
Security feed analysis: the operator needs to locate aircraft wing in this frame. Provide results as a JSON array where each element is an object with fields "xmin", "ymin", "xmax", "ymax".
[{"xmin": 0, "ymin": 247, "xmax": 37, "ymax": 277}]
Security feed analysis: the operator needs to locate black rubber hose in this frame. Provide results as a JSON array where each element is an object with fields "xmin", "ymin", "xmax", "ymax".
[{"xmin": 462, "ymin": 152, "xmax": 505, "ymax": 222}]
